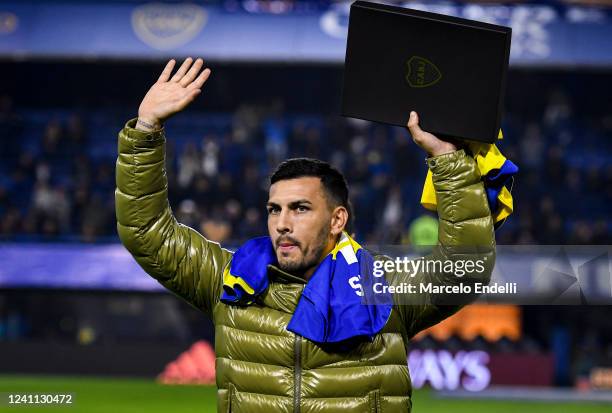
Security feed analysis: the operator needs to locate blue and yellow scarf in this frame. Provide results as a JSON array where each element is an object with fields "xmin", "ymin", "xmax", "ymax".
[
  {"xmin": 421, "ymin": 129, "xmax": 518, "ymax": 225},
  {"xmin": 220, "ymin": 232, "xmax": 392, "ymax": 343}
]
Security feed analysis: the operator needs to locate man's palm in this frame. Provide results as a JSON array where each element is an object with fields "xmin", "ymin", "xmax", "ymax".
[{"xmin": 138, "ymin": 57, "xmax": 211, "ymax": 126}]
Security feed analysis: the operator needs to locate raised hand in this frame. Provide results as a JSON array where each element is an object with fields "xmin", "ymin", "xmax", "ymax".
[
  {"xmin": 136, "ymin": 57, "xmax": 211, "ymax": 131},
  {"xmin": 406, "ymin": 111, "xmax": 457, "ymax": 157}
]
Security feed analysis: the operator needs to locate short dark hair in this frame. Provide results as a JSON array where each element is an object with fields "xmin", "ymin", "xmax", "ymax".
[{"xmin": 270, "ymin": 158, "xmax": 353, "ymax": 233}]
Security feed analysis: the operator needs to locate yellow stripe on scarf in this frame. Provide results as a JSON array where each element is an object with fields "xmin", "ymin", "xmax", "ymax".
[
  {"xmin": 223, "ymin": 264, "xmax": 255, "ymax": 295},
  {"xmin": 420, "ymin": 129, "xmax": 513, "ymax": 223},
  {"xmin": 331, "ymin": 231, "xmax": 362, "ymax": 260}
]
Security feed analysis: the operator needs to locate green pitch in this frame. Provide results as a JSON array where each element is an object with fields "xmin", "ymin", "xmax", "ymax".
[{"xmin": 0, "ymin": 375, "xmax": 609, "ymax": 412}]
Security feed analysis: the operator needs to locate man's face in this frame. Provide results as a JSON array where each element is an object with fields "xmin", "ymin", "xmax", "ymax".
[{"xmin": 267, "ymin": 177, "xmax": 333, "ymax": 275}]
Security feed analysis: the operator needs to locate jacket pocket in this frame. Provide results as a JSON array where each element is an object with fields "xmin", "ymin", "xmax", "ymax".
[{"xmin": 368, "ymin": 389, "xmax": 381, "ymax": 412}]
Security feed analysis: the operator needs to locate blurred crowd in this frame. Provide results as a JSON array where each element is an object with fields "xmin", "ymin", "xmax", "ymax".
[{"xmin": 0, "ymin": 84, "xmax": 610, "ymax": 245}]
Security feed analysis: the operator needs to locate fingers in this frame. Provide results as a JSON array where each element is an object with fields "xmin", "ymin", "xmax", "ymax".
[
  {"xmin": 158, "ymin": 59, "xmax": 176, "ymax": 82},
  {"xmin": 406, "ymin": 111, "xmax": 422, "ymax": 139},
  {"xmin": 165, "ymin": 57, "xmax": 210, "ymax": 89},
  {"xmin": 180, "ymin": 58, "xmax": 204, "ymax": 87},
  {"xmin": 170, "ymin": 57, "xmax": 194, "ymax": 82},
  {"xmin": 187, "ymin": 68, "xmax": 212, "ymax": 90}
]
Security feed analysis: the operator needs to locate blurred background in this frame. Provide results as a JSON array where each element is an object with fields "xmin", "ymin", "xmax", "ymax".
[{"xmin": 0, "ymin": 0, "xmax": 611, "ymax": 412}]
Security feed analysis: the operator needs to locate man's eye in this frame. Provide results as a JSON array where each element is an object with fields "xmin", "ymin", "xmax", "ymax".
[
  {"xmin": 267, "ymin": 207, "xmax": 280, "ymax": 215},
  {"xmin": 297, "ymin": 206, "xmax": 309, "ymax": 213}
]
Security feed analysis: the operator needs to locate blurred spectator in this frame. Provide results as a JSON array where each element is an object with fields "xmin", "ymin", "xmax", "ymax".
[
  {"xmin": 177, "ymin": 199, "xmax": 201, "ymax": 229},
  {"xmin": 202, "ymin": 139, "xmax": 220, "ymax": 178},
  {"xmin": 200, "ymin": 218, "xmax": 232, "ymax": 243},
  {"xmin": 405, "ymin": 214, "xmax": 439, "ymax": 248},
  {"xmin": 178, "ymin": 142, "xmax": 201, "ymax": 188}
]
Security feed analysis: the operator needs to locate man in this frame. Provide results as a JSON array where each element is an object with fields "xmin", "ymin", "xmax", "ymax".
[{"xmin": 116, "ymin": 57, "xmax": 495, "ymax": 412}]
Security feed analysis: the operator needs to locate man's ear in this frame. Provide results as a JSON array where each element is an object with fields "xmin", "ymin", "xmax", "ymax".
[{"xmin": 330, "ymin": 206, "xmax": 348, "ymax": 236}]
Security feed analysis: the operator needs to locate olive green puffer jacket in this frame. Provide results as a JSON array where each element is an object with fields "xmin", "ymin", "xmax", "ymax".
[{"xmin": 115, "ymin": 118, "xmax": 495, "ymax": 412}]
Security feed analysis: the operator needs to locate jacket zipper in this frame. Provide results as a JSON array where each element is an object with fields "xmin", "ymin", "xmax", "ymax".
[{"xmin": 293, "ymin": 334, "xmax": 302, "ymax": 413}]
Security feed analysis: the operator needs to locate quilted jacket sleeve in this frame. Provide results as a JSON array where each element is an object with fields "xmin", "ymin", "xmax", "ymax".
[
  {"xmin": 115, "ymin": 118, "xmax": 232, "ymax": 316},
  {"xmin": 385, "ymin": 149, "xmax": 496, "ymax": 338}
]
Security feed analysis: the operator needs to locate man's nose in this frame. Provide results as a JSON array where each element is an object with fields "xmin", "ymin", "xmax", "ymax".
[{"xmin": 275, "ymin": 210, "xmax": 292, "ymax": 234}]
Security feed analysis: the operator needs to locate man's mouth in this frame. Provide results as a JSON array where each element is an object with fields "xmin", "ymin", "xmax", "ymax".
[{"xmin": 277, "ymin": 239, "xmax": 299, "ymax": 253}]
